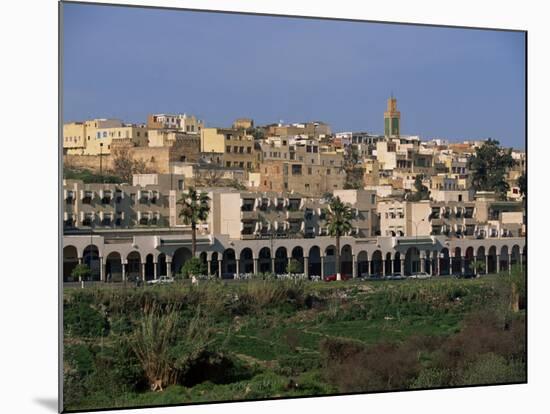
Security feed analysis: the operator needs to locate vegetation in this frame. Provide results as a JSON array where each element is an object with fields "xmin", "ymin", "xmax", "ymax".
[
  {"xmin": 63, "ymin": 167, "xmax": 123, "ymax": 184},
  {"xmin": 286, "ymin": 258, "xmax": 303, "ymax": 274},
  {"xmin": 71, "ymin": 263, "xmax": 91, "ymax": 282},
  {"xmin": 63, "ymin": 268, "xmax": 526, "ymax": 411},
  {"xmin": 407, "ymin": 174, "xmax": 430, "ymax": 201},
  {"xmin": 111, "ymin": 147, "xmax": 150, "ymax": 183},
  {"xmin": 177, "ymin": 187, "xmax": 211, "ymax": 256},
  {"xmin": 323, "ymin": 197, "xmax": 354, "ymax": 279},
  {"xmin": 342, "ymin": 145, "xmax": 364, "ymax": 189},
  {"xmin": 468, "ymin": 139, "xmax": 516, "ymax": 199},
  {"xmin": 176, "ymin": 257, "xmax": 207, "ymax": 280}
]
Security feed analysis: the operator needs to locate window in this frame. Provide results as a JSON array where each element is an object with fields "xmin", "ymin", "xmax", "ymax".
[
  {"xmin": 247, "ymin": 147, "xmax": 252, "ymax": 153},
  {"xmin": 308, "ymin": 167, "xmax": 312, "ymax": 175},
  {"xmin": 327, "ymin": 169, "xmax": 331, "ymax": 175},
  {"xmin": 178, "ymin": 180, "xmax": 184, "ymax": 190},
  {"xmin": 226, "ymin": 146, "xmax": 231, "ymax": 153},
  {"xmin": 458, "ymin": 194, "xmax": 463, "ymax": 202},
  {"xmin": 97, "ymin": 132, "xmax": 101, "ymax": 139},
  {"xmin": 102, "ymin": 132, "xmax": 107, "ymax": 138}
]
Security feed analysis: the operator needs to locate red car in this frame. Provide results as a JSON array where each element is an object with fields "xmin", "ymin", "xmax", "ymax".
[{"xmin": 323, "ymin": 274, "xmax": 352, "ymax": 282}]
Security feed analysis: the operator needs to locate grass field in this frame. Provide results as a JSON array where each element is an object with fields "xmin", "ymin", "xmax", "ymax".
[{"xmin": 63, "ymin": 272, "xmax": 526, "ymax": 411}]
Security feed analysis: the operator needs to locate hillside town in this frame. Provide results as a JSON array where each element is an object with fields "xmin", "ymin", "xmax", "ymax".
[{"xmin": 62, "ymin": 97, "xmax": 526, "ymax": 283}]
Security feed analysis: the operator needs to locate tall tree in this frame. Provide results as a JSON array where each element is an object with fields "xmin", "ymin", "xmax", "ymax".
[
  {"xmin": 323, "ymin": 196, "xmax": 354, "ymax": 280},
  {"xmin": 407, "ymin": 174, "xmax": 430, "ymax": 201},
  {"xmin": 468, "ymin": 139, "xmax": 516, "ymax": 199},
  {"xmin": 112, "ymin": 147, "xmax": 150, "ymax": 183},
  {"xmin": 342, "ymin": 145, "xmax": 364, "ymax": 189},
  {"xmin": 177, "ymin": 187, "xmax": 211, "ymax": 256}
]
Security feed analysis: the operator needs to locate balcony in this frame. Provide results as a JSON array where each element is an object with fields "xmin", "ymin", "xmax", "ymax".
[
  {"xmin": 241, "ymin": 199, "xmax": 255, "ymax": 212},
  {"xmin": 241, "ymin": 210, "xmax": 259, "ymax": 220}
]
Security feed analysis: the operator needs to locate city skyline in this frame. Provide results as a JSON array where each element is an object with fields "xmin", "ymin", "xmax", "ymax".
[{"xmin": 63, "ymin": 3, "xmax": 526, "ymax": 149}]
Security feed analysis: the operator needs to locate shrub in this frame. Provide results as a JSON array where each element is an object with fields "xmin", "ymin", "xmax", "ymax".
[
  {"xmin": 71, "ymin": 264, "xmax": 91, "ymax": 282},
  {"xmin": 454, "ymin": 353, "xmax": 526, "ymax": 386},
  {"xmin": 410, "ymin": 368, "xmax": 451, "ymax": 389},
  {"xmin": 320, "ymin": 338, "xmax": 421, "ymax": 392},
  {"xmin": 176, "ymin": 257, "xmax": 207, "ymax": 280},
  {"xmin": 64, "ymin": 301, "xmax": 109, "ymax": 337}
]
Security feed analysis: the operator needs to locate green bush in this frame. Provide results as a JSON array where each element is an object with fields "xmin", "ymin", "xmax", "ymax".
[
  {"xmin": 71, "ymin": 264, "xmax": 91, "ymax": 282},
  {"xmin": 176, "ymin": 257, "xmax": 207, "ymax": 280},
  {"xmin": 64, "ymin": 301, "xmax": 109, "ymax": 337},
  {"xmin": 455, "ymin": 353, "xmax": 526, "ymax": 386}
]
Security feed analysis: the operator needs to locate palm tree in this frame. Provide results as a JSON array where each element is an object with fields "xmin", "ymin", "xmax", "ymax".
[
  {"xmin": 323, "ymin": 196, "xmax": 354, "ymax": 280},
  {"xmin": 177, "ymin": 187, "xmax": 211, "ymax": 256}
]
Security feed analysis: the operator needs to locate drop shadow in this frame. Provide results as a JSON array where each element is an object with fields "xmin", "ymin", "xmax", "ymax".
[{"xmin": 34, "ymin": 398, "xmax": 58, "ymax": 412}]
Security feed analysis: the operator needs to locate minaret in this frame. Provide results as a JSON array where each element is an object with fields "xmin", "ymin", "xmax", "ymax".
[{"xmin": 384, "ymin": 95, "xmax": 400, "ymax": 137}]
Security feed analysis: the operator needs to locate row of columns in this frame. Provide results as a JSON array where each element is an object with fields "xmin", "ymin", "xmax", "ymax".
[{"xmin": 76, "ymin": 249, "xmax": 524, "ymax": 282}]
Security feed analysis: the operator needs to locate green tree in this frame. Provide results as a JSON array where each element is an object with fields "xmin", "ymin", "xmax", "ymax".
[
  {"xmin": 468, "ymin": 139, "xmax": 516, "ymax": 199},
  {"xmin": 342, "ymin": 145, "xmax": 364, "ymax": 189},
  {"xmin": 286, "ymin": 258, "xmax": 302, "ymax": 274},
  {"xmin": 176, "ymin": 257, "xmax": 207, "ymax": 280},
  {"xmin": 177, "ymin": 187, "xmax": 211, "ymax": 256},
  {"xmin": 323, "ymin": 196, "xmax": 354, "ymax": 280},
  {"xmin": 407, "ymin": 175, "xmax": 430, "ymax": 201},
  {"xmin": 71, "ymin": 263, "xmax": 91, "ymax": 282}
]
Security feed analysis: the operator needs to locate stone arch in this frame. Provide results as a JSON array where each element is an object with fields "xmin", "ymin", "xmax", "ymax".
[
  {"xmin": 83, "ymin": 245, "xmax": 100, "ymax": 281},
  {"xmin": 511, "ymin": 245, "xmax": 521, "ymax": 269},
  {"xmin": 500, "ymin": 245, "xmax": 510, "ymax": 273},
  {"xmin": 371, "ymin": 250, "xmax": 383, "ymax": 276},
  {"xmin": 275, "ymin": 246, "xmax": 288, "ymax": 274},
  {"xmin": 210, "ymin": 252, "xmax": 220, "ymax": 276},
  {"xmin": 324, "ymin": 245, "xmax": 337, "ymax": 276},
  {"xmin": 157, "ymin": 253, "xmax": 167, "ymax": 277},
  {"xmin": 357, "ymin": 250, "xmax": 369, "ymax": 277},
  {"xmin": 394, "ymin": 251, "xmax": 402, "ymax": 275},
  {"xmin": 240, "ymin": 248, "xmax": 254, "ymax": 274},
  {"xmin": 145, "ymin": 254, "xmax": 155, "ymax": 281},
  {"xmin": 258, "ymin": 247, "xmax": 272, "ymax": 274},
  {"xmin": 340, "ymin": 244, "xmax": 353, "ymax": 277},
  {"xmin": 476, "ymin": 246, "xmax": 486, "ymax": 275},
  {"xmin": 222, "ymin": 249, "xmax": 236, "ymax": 278},
  {"xmin": 172, "ymin": 247, "xmax": 192, "ymax": 276},
  {"xmin": 488, "ymin": 246, "xmax": 497, "ymax": 274},
  {"xmin": 291, "ymin": 246, "xmax": 305, "ymax": 274},
  {"xmin": 126, "ymin": 251, "xmax": 141, "ymax": 281},
  {"xmin": 439, "ymin": 248, "xmax": 450, "ymax": 275},
  {"xmin": 522, "ymin": 245, "xmax": 527, "ymax": 268},
  {"xmin": 405, "ymin": 247, "xmax": 420, "ymax": 276},
  {"xmin": 63, "ymin": 245, "xmax": 78, "ymax": 282},
  {"xmin": 465, "ymin": 247, "xmax": 474, "ymax": 275},
  {"xmin": 451, "ymin": 247, "xmax": 462, "ymax": 274},
  {"xmin": 309, "ymin": 246, "xmax": 321, "ymax": 277},
  {"xmin": 384, "ymin": 252, "xmax": 393, "ymax": 276},
  {"xmin": 106, "ymin": 251, "xmax": 122, "ymax": 282}
]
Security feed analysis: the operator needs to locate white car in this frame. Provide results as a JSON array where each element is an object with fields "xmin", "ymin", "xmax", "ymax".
[
  {"xmin": 409, "ymin": 272, "xmax": 431, "ymax": 280},
  {"xmin": 147, "ymin": 276, "xmax": 175, "ymax": 285}
]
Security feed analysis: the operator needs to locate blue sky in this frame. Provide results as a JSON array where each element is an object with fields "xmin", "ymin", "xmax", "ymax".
[{"xmin": 62, "ymin": 3, "xmax": 526, "ymax": 149}]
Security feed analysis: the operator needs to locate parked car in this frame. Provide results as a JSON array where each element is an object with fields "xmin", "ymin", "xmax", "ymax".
[
  {"xmin": 385, "ymin": 273, "xmax": 406, "ymax": 280},
  {"xmin": 409, "ymin": 272, "xmax": 431, "ymax": 280},
  {"xmin": 323, "ymin": 274, "xmax": 352, "ymax": 282},
  {"xmin": 147, "ymin": 275, "xmax": 174, "ymax": 285}
]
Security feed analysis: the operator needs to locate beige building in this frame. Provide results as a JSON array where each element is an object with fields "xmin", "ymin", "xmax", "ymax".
[
  {"xmin": 147, "ymin": 113, "xmax": 204, "ymax": 133},
  {"xmin": 201, "ymin": 128, "xmax": 257, "ymax": 170},
  {"xmin": 378, "ymin": 201, "xmax": 432, "ymax": 237},
  {"xmin": 63, "ymin": 118, "xmax": 149, "ymax": 155}
]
